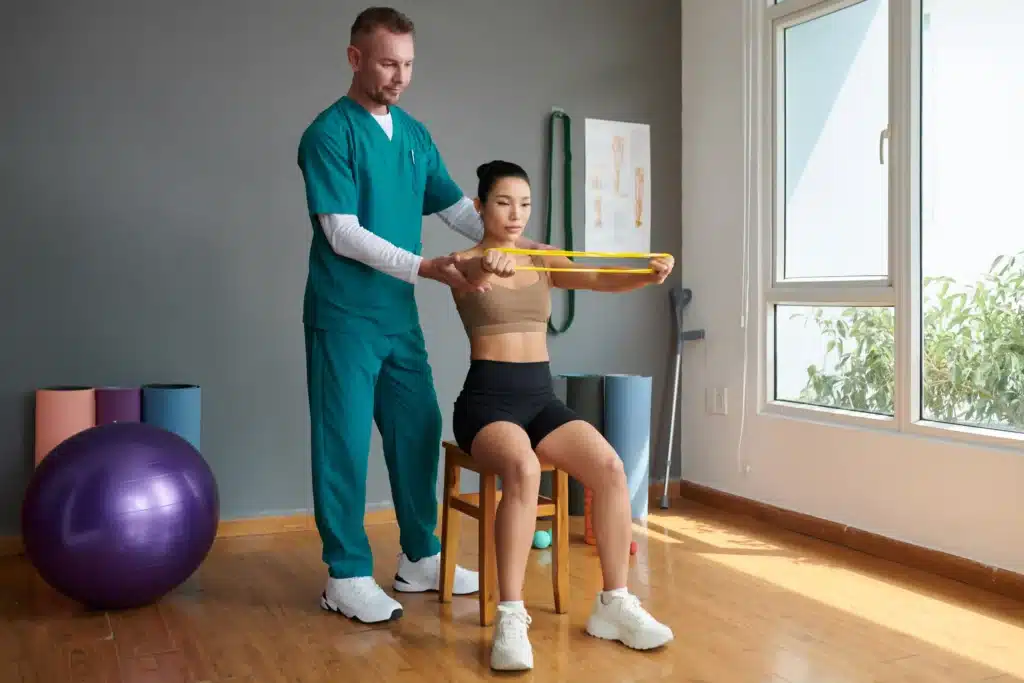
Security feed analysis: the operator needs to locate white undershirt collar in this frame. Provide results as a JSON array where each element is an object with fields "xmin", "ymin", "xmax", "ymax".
[{"xmin": 370, "ymin": 110, "xmax": 393, "ymax": 140}]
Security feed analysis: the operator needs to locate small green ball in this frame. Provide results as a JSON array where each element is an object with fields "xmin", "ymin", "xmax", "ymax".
[{"xmin": 532, "ymin": 530, "xmax": 551, "ymax": 549}]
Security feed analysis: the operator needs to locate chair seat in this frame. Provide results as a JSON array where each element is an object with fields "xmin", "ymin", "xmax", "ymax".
[{"xmin": 438, "ymin": 440, "xmax": 570, "ymax": 626}]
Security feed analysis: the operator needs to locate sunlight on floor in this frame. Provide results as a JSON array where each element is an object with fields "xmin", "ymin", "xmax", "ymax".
[
  {"xmin": 646, "ymin": 512, "xmax": 1024, "ymax": 680},
  {"xmin": 642, "ymin": 513, "xmax": 784, "ymax": 550},
  {"xmin": 631, "ymin": 522, "xmax": 683, "ymax": 545}
]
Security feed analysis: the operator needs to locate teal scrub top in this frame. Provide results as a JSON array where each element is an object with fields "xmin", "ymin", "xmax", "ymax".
[{"xmin": 297, "ymin": 96, "xmax": 464, "ymax": 334}]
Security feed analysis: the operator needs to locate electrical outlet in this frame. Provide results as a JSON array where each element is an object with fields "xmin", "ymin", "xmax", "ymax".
[{"xmin": 706, "ymin": 388, "xmax": 728, "ymax": 415}]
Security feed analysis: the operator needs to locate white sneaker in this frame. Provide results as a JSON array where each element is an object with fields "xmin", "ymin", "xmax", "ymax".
[
  {"xmin": 319, "ymin": 576, "xmax": 403, "ymax": 623},
  {"xmin": 585, "ymin": 591, "xmax": 674, "ymax": 650},
  {"xmin": 490, "ymin": 603, "xmax": 534, "ymax": 671},
  {"xmin": 393, "ymin": 552, "xmax": 479, "ymax": 595}
]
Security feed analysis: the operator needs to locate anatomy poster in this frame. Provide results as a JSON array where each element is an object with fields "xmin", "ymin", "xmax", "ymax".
[{"xmin": 583, "ymin": 118, "xmax": 651, "ymax": 254}]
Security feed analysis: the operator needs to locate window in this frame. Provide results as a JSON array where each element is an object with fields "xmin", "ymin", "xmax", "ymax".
[
  {"xmin": 779, "ymin": 0, "xmax": 888, "ymax": 282},
  {"xmin": 774, "ymin": 305, "xmax": 895, "ymax": 415},
  {"xmin": 757, "ymin": 0, "xmax": 1024, "ymax": 443},
  {"xmin": 918, "ymin": 0, "xmax": 1024, "ymax": 435}
]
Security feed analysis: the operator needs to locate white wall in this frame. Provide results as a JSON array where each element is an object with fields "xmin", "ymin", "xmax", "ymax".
[{"xmin": 680, "ymin": 0, "xmax": 1024, "ymax": 573}]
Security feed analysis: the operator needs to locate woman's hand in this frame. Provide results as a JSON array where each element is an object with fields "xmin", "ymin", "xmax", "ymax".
[
  {"xmin": 481, "ymin": 249, "xmax": 517, "ymax": 278},
  {"xmin": 450, "ymin": 250, "xmax": 516, "ymax": 292},
  {"xmin": 647, "ymin": 254, "xmax": 674, "ymax": 284}
]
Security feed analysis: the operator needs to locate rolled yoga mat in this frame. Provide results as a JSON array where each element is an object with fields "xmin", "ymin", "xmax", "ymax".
[
  {"xmin": 142, "ymin": 384, "xmax": 202, "ymax": 450},
  {"xmin": 95, "ymin": 386, "xmax": 142, "ymax": 425},
  {"xmin": 603, "ymin": 374, "xmax": 652, "ymax": 521},
  {"xmin": 34, "ymin": 386, "xmax": 96, "ymax": 465},
  {"xmin": 562, "ymin": 374, "xmax": 605, "ymax": 516}
]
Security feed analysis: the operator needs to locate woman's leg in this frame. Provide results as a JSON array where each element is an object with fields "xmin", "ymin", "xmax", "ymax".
[
  {"xmin": 468, "ymin": 421, "xmax": 541, "ymax": 603},
  {"xmin": 532, "ymin": 410, "xmax": 674, "ymax": 651},
  {"xmin": 466, "ymin": 420, "xmax": 541, "ymax": 671},
  {"xmin": 532, "ymin": 419, "xmax": 631, "ymax": 590}
]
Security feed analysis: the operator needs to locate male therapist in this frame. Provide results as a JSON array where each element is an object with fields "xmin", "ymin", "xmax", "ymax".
[{"xmin": 296, "ymin": 7, "xmax": 549, "ymax": 624}]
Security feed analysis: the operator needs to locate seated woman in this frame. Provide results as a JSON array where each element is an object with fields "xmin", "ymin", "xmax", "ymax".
[{"xmin": 448, "ymin": 160, "xmax": 675, "ymax": 671}]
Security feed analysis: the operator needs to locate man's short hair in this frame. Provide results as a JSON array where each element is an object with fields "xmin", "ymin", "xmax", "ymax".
[{"xmin": 350, "ymin": 7, "xmax": 415, "ymax": 43}]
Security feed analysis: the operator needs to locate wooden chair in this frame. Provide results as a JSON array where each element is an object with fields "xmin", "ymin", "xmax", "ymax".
[{"xmin": 438, "ymin": 440, "xmax": 570, "ymax": 626}]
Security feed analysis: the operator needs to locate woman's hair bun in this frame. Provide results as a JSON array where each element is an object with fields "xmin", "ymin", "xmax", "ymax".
[{"xmin": 475, "ymin": 160, "xmax": 530, "ymax": 202}]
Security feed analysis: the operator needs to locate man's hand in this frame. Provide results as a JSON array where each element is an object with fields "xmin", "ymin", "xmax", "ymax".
[{"xmin": 419, "ymin": 253, "xmax": 491, "ymax": 294}]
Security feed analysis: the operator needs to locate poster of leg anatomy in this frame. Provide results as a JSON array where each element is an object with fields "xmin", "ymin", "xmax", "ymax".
[{"xmin": 584, "ymin": 118, "xmax": 651, "ymax": 254}]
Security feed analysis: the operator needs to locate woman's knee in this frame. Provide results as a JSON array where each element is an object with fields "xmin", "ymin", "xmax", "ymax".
[
  {"xmin": 469, "ymin": 422, "xmax": 541, "ymax": 490},
  {"xmin": 534, "ymin": 421, "xmax": 625, "ymax": 490},
  {"xmin": 594, "ymin": 446, "xmax": 626, "ymax": 490},
  {"xmin": 503, "ymin": 452, "xmax": 542, "ymax": 492}
]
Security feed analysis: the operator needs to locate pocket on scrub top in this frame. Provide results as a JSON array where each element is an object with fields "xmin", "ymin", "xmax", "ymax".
[{"xmin": 407, "ymin": 146, "xmax": 428, "ymax": 194}]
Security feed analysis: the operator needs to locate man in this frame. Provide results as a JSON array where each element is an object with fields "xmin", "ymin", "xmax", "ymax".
[{"xmin": 296, "ymin": 7, "xmax": 549, "ymax": 624}]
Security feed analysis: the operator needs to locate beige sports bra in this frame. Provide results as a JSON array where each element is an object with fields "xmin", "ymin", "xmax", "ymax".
[{"xmin": 453, "ymin": 255, "xmax": 552, "ymax": 336}]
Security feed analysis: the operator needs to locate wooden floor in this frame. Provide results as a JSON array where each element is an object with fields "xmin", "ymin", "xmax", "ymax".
[{"xmin": 2, "ymin": 499, "xmax": 1023, "ymax": 683}]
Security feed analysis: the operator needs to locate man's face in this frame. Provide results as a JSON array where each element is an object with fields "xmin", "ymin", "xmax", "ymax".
[{"xmin": 349, "ymin": 28, "xmax": 415, "ymax": 107}]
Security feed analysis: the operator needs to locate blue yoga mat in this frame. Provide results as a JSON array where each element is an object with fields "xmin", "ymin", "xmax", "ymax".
[
  {"xmin": 603, "ymin": 374, "xmax": 652, "ymax": 521},
  {"xmin": 142, "ymin": 384, "xmax": 202, "ymax": 451}
]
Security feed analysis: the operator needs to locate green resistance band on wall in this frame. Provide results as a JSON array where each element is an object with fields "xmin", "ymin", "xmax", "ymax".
[{"xmin": 545, "ymin": 108, "xmax": 574, "ymax": 335}]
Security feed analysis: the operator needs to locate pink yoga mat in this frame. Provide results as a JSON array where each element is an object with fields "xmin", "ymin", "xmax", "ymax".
[{"xmin": 34, "ymin": 386, "xmax": 96, "ymax": 465}]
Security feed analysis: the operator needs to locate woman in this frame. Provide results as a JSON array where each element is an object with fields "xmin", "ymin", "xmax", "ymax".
[{"xmin": 449, "ymin": 160, "xmax": 675, "ymax": 671}]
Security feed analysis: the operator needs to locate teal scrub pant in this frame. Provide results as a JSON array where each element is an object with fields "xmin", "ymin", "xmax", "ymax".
[{"xmin": 304, "ymin": 323, "xmax": 443, "ymax": 579}]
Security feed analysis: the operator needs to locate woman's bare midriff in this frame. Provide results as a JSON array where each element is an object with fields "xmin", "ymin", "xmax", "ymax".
[{"xmin": 469, "ymin": 330, "xmax": 549, "ymax": 363}]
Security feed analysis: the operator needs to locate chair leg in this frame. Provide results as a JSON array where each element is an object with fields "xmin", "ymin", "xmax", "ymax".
[
  {"xmin": 478, "ymin": 473, "xmax": 498, "ymax": 626},
  {"xmin": 439, "ymin": 462, "xmax": 461, "ymax": 603},
  {"xmin": 552, "ymin": 469, "xmax": 570, "ymax": 615}
]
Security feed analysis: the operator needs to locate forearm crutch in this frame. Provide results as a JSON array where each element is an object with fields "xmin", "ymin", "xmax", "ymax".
[{"xmin": 660, "ymin": 285, "xmax": 704, "ymax": 509}]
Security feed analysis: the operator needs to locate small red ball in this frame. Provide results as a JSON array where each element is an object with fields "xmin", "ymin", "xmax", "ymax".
[{"xmin": 629, "ymin": 540, "xmax": 638, "ymax": 555}]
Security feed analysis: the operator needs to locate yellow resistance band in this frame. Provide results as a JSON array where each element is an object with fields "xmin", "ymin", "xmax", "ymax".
[{"xmin": 484, "ymin": 247, "xmax": 673, "ymax": 274}]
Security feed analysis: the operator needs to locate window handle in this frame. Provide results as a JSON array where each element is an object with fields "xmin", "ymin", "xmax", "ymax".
[{"xmin": 879, "ymin": 126, "xmax": 889, "ymax": 164}]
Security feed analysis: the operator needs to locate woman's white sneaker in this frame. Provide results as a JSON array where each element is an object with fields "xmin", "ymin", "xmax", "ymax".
[
  {"xmin": 490, "ymin": 603, "xmax": 534, "ymax": 671},
  {"xmin": 585, "ymin": 591, "xmax": 674, "ymax": 650},
  {"xmin": 320, "ymin": 576, "xmax": 403, "ymax": 623}
]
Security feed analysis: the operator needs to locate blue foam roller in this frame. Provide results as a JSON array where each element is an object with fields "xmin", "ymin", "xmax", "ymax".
[
  {"xmin": 142, "ymin": 384, "xmax": 201, "ymax": 451},
  {"xmin": 603, "ymin": 374, "xmax": 652, "ymax": 521}
]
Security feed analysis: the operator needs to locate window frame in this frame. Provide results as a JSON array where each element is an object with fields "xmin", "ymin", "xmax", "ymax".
[{"xmin": 751, "ymin": 0, "xmax": 1024, "ymax": 450}]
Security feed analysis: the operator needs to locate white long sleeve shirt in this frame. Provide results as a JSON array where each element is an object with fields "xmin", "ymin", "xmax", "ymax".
[
  {"xmin": 317, "ymin": 197, "xmax": 483, "ymax": 283},
  {"xmin": 315, "ymin": 109, "xmax": 484, "ymax": 283}
]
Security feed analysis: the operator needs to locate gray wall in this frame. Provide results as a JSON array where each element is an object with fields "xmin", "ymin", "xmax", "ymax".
[{"xmin": 0, "ymin": 0, "xmax": 682, "ymax": 535}]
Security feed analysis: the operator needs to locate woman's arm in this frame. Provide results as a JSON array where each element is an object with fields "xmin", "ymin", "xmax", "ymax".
[{"xmin": 546, "ymin": 254, "xmax": 674, "ymax": 292}]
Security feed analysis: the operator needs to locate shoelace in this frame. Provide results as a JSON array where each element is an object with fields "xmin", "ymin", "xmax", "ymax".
[
  {"xmin": 495, "ymin": 609, "xmax": 532, "ymax": 642},
  {"xmin": 611, "ymin": 594, "xmax": 656, "ymax": 628}
]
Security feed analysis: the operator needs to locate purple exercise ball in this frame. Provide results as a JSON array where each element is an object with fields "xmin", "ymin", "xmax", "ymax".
[{"xmin": 21, "ymin": 421, "xmax": 219, "ymax": 610}]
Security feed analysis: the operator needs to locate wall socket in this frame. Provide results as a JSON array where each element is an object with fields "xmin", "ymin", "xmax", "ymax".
[{"xmin": 706, "ymin": 387, "xmax": 728, "ymax": 415}]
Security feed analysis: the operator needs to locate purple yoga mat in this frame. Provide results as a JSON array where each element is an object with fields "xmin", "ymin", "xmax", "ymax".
[{"xmin": 95, "ymin": 387, "xmax": 142, "ymax": 424}]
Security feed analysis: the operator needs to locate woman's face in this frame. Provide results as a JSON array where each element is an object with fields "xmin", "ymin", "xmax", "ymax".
[{"xmin": 478, "ymin": 176, "xmax": 532, "ymax": 242}]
